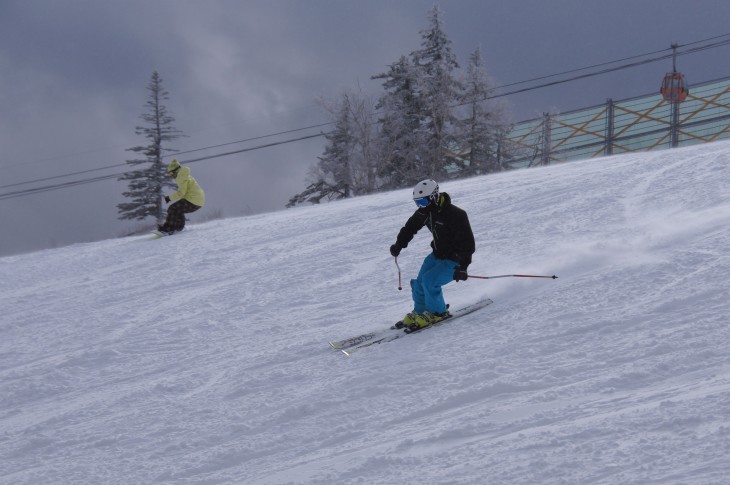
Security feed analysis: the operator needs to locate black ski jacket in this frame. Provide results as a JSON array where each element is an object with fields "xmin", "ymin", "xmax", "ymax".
[{"xmin": 394, "ymin": 192, "xmax": 475, "ymax": 268}]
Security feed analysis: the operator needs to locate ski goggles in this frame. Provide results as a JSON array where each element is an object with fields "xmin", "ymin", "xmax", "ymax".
[{"xmin": 414, "ymin": 196, "xmax": 431, "ymax": 207}]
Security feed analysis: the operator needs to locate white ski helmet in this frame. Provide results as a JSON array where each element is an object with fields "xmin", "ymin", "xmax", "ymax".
[{"xmin": 412, "ymin": 179, "xmax": 439, "ymax": 206}]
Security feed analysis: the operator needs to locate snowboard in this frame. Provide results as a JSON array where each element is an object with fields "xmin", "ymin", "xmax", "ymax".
[
  {"xmin": 330, "ymin": 297, "xmax": 493, "ymax": 355},
  {"xmin": 150, "ymin": 230, "xmax": 176, "ymax": 238}
]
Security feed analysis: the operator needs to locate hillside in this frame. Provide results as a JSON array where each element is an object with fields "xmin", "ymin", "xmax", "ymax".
[{"xmin": 2, "ymin": 141, "xmax": 730, "ymax": 484}]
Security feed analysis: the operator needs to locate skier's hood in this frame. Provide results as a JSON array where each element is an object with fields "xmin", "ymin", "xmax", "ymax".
[
  {"xmin": 167, "ymin": 158, "xmax": 181, "ymax": 173},
  {"xmin": 435, "ymin": 191, "xmax": 452, "ymax": 210}
]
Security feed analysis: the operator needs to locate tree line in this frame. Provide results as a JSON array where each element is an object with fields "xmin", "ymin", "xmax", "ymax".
[
  {"xmin": 287, "ymin": 5, "xmax": 516, "ymax": 207},
  {"xmin": 117, "ymin": 5, "xmax": 522, "ymax": 225}
]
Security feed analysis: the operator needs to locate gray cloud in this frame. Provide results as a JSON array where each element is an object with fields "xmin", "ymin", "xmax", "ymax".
[{"xmin": 2, "ymin": 0, "xmax": 730, "ymax": 255}]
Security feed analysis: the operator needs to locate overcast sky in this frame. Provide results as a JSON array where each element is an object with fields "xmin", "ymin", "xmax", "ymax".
[{"xmin": 2, "ymin": 0, "xmax": 730, "ymax": 256}]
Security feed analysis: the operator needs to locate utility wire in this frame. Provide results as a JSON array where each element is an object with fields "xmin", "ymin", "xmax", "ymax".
[
  {"xmin": 0, "ymin": 122, "xmax": 333, "ymax": 191},
  {"xmin": 172, "ymin": 122, "xmax": 333, "ymax": 158},
  {"xmin": 488, "ymin": 38, "xmax": 730, "ymax": 100},
  {"xmin": 0, "ymin": 133, "xmax": 325, "ymax": 200},
  {"xmin": 3, "ymin": 33, "xmax": 730, "ymax": 201},
  {"xmin": 495, "ymin": 32, "xmax": 730, "ymax": 90}
]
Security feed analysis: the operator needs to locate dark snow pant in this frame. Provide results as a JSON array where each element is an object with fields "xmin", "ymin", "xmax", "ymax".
[{"xmin": 160, "ymin": 199, "xmax": 201, "ymax": 232}]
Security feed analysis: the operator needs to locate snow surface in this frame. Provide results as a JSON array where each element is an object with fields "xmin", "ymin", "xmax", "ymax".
[{"xmin": 2, "ymin": 141, "xmax": 730, "ymax": 484}]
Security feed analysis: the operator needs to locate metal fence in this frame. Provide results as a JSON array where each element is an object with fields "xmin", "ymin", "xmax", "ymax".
[{"xmin": 501, "ymin": 76, "xmax": 730, "ymax": 169}]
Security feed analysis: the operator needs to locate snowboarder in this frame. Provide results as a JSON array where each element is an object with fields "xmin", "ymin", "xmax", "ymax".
[
  {"xmin": 389, "ymin": 179, "xmax": 475, "ymax": 331},
  {"xmin": 157, "ymin": 159, "xmax": 206, "ymax": 235}
]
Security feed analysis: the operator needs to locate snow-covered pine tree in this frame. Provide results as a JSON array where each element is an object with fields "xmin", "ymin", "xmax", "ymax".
[
  {"xmin": 287, "ymin": 94, "xmax": 356, "ymax": 207},
  {"xmin": 117, "ymin": 71, "xmax": 186, "ymax": 224},
  {"xmin": 456, "ymin": 47, "xmax": 510, "ymax": 175},
  {"xmin": 287, "ymin": 90, "xmax": 381, "ymax": 207},
  {"xmin": 319, "ymin": 101, "xmax": 354, "ymax": 197},
  {"xmin": 412, "ymin": 5, "xmax": 461, "ymax": 179},
  {"xmin": 372, "ymin": 55, "xmax": 426, "ymax": 189}
]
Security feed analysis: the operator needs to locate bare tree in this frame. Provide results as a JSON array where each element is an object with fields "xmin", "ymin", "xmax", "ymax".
[
  {"xmin": 455, "ymin": 47, "xmax": 510, "ymax": 175},
  {"xmin": 287, "ymin": 89, "xmax": 380, "ymax": 206}
]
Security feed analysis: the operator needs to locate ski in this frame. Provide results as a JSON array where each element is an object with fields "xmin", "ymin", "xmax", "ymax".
[
  {"xmin": 330, "ymin": 297, "xmax": 493, "ymax": 355},
  {"xmin": 329, "ymin": 327, "xmax": 400, "ymax": 350}
]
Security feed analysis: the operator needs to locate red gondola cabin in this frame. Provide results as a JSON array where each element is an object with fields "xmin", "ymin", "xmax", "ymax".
[{"xmin": 660, "ymin": 71, "xmax": 689, "ymax": 103}]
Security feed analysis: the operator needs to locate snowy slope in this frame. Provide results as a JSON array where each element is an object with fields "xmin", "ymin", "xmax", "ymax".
[{"xmin": 2, "ymin": 141, "xmax": 730, "ymax": 484}]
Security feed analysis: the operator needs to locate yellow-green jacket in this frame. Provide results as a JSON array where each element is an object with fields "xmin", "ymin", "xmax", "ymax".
[{"xmin": 170, "ymin": 166, "xmax": 205, "ymax": 207}]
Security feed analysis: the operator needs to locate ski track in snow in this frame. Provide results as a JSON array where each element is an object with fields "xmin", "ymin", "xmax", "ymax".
[{"xmin": 2, "ymin": 141, "xmax": 730, "ymax": 484}]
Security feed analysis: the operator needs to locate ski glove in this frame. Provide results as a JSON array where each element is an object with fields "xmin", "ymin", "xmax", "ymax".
[
  {"xmin": 390, "ymin": 244, "xmax": 401, "ymax": 257},
  {"xmin": 164, "ymin": 195, "xmax": 171, "ymax": 204},
  {"xmin": 454, "ymin": 266, "xmax": 469, "ymax": 282}
]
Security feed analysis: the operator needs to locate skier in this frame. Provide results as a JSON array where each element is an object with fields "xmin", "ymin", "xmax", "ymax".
[
  {"xmin": 157, "ymin": 159, "xmax": 206, "ymax": 235},
  {"xmin": 389, "ymin": 179, "xmax": 475, "ymax": 331}
]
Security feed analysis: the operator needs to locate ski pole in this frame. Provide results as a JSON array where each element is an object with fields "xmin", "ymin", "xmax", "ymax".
[
  {"xmin": 394, "ymin": 257, "xmax": 403, "ymax": 290},
  {"xmin": 467, "ymin": 274, "xmax": 558, "ymax": 280}
]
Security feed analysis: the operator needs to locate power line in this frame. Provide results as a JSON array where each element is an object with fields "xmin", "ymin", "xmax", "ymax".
[
  {"xmin": 488, "ymin": 37, "xmax": 730, "ymax": 99},
  {"xmin": 494, "ymin": 32, "xmax": 730, "ymax": 91},
  {"xmin": 0, "ymin": 162, "xmax": 127, "ymax": 190},
  {"xmin": 3, "ymin": 33, "xmax": 730, "ymax": 202},
  {"xmin": 0, "ymin": 122, "xmax": 333, "ymax": 191},
  {"xmin": 0, "ymin": 133, "xmax": 325, "ymax": 201},
  {"xmin": 172, "ymin": 122, "xmax": 333, "ymax": 158},
  {"xmin": 489, "ymin": 51, "xmax": 677, "ymax": 99}
]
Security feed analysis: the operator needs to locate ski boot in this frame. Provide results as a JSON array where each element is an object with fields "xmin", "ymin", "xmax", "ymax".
[
  {"xmin": 405, "ymin": 310, "xmax": 450, "ymax": 333},
  {"xmin": 157, "ymin": 225, "xmax": 176, "ymax": 236},
  {"xmin": 392, "ymin": 311, "xmax": 418, "ymax": 330}
]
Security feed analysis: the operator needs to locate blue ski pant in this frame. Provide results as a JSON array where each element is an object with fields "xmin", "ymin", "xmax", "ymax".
[{"xmin": 411, "ymin": 253, "xmax": 459, "ymax": 315}]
